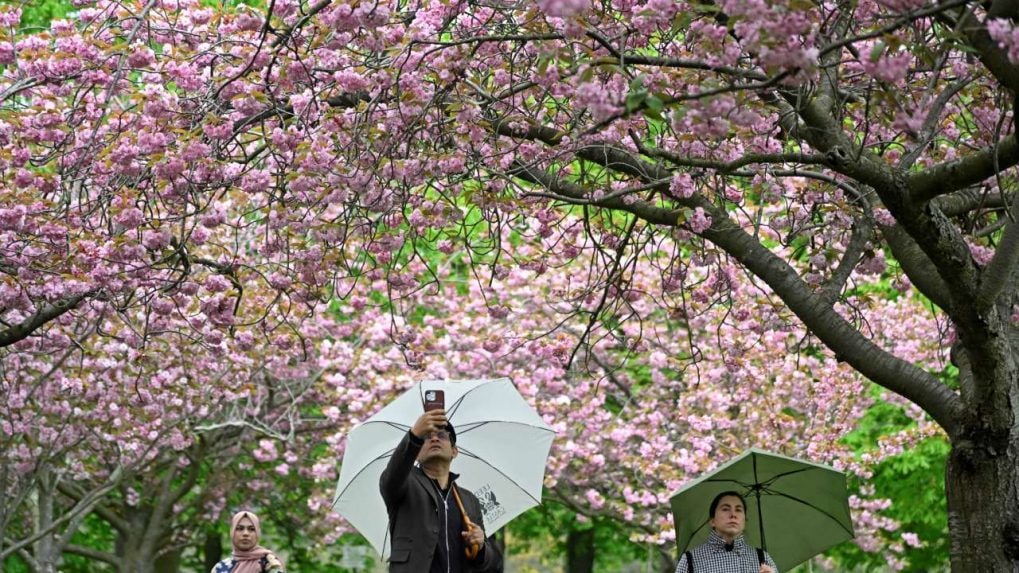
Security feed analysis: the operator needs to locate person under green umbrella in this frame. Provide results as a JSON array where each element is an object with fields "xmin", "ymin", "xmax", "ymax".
[
  {"xmin": 670, "ymin": 448, "xmax": 854, "ymax": 571},
  {"xmin": 675, "ymin": 491, "xmax": 778, "ymax": 573}
]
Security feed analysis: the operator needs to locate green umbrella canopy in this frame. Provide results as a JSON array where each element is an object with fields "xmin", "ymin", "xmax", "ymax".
[{"xmin": 670, "ymin": 448, "xmax": 855, "ymax": 572}]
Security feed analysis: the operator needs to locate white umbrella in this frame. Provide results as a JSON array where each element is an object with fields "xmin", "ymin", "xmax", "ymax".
[{"xmin": 333, "ymin": 378, "xmax": 555, "ymax": 557}]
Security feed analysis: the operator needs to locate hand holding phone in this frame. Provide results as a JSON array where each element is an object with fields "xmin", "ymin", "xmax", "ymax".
[
  {"xmin": 423, "ymin": 390, "xmax": 445, "ymax": 412},
  {"xmin": 413, "ymin": 390, "xmax": 448, "ymax": 439}
]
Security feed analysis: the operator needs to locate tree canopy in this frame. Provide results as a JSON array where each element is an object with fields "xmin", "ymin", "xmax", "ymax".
[{"xmin": 4, "ymin": 0, "xmax": 1018, "ymax": 570}]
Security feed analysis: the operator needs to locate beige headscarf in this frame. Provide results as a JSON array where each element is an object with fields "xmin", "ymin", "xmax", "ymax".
[{"xmin": 229, "ymin": 511, "xmax": 278, "ymax": 573}]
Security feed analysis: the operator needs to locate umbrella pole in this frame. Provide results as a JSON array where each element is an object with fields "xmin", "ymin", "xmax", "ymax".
[
  {"xmin": 752, "ymin": 454, "xmax": 767, "ymax": 550},
  {"xmin": 756, "ymin": 491, "xmax": 766, "ymax": 549}
]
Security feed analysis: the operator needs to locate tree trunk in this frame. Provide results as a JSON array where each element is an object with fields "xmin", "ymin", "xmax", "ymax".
[
  {"xmin": 153, "ymin": 549, "xmax": 181, "ymax": 573},
  {"xmin": 117, "ymin": 549, "xmax": 157, "ymax": 573},
  {"xmin": 946, "ymin": 438, "xmax": 1019, "ymax": 571},
  {"xmin": 116, "ymin": 507, "xmax": 162, "ymax": 573},
  {"xmin": 203, "ymin": 528, "xmax": 222, "ymax": 573},
  {"xmin": 566, "ymin": 528, "xmax": 595, "ymax": 573},
  {"xmin": 656, "ymin": 548, "xmax": 674, "ymax": 573},
  {"xmin": 32, "ymin": 471, "xmax": 59, "ymax": 573}
]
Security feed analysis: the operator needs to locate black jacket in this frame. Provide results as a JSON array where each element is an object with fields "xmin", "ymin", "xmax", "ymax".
[{"xmin": 379, "ymin": 431, "xmax": 503, "ymax": 573}]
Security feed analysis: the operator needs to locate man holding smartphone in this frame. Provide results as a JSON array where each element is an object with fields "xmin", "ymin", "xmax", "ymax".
[{"xmin": 379, "ymin": 400, "xmax": 503, "ymax": 573}]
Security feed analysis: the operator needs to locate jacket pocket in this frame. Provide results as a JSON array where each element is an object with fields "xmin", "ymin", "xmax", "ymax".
[{"xmin": 390, "ymin": 537, "xmax": 413, "ymax": 563}]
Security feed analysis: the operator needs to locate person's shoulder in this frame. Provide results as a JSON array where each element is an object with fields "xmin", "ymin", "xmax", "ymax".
[
  {"xmin": 408, "ymin": 464, "xmax": 429, "ymax": 483},
  {"xmin": 394, "ymin": 465, "xmax": 430, "ymax": 496},
  {"xmin": 453, "ymin": 478, "xmax": 478, "ymax": 496},
  {"xmin": 688, "ymin": 542, "xmax": 713, "ymax": 558},
  {"xmin": 211, "ymin": 558, "xmax": 234, "ymax": 573},
  {"xmin": 458, "ymin": 484, "xmax": 486, "ymax": 505}
]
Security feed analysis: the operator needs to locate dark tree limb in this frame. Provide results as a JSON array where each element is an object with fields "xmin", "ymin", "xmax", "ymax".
[
  {"xmin": 975, "ymin": 197, "xmax": 1019, "ymax": 310},
  {"xmin": 64, "ymin": 543, "xmax": 118, "ymax": 566},
  {"xmin": 0, "ymin": 291, "xmax": 92, "ymax": 348},
  {"xmin": 820, "ymin": 214, "xmax": 873, "ymax": 304},
  {"xmin": 934, "ymin": 188, "xmax": 1007, "ymax": 217},
  {"xmin": 909, "ymin": 136, "xmax": 1019, "ymax": 204},
  {"xmin": 507, "ymin": 143, "xmax": 964, "ymax": 436}
]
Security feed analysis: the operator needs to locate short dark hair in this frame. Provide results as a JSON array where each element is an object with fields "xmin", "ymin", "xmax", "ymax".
[
  {"xmin": 445, "ymin": 423, "xmax": 457, "ymax": 445},
  {"xmin": 708, "ymin": 491, "xmax": 746, "ymax": 518}
]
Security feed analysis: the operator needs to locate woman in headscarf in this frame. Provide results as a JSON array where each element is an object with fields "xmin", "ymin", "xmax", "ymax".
[{"xmin": 211, "ymin": 510, "xmax": 286, "ymax": 573}]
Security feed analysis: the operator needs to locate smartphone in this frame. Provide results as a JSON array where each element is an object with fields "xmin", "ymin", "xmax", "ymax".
[{"xmin": 423, "ymin": 390, "xmax": 445, "ymax": 412}]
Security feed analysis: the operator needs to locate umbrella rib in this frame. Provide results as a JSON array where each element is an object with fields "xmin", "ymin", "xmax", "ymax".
[
  {"xmin": 756, "ymin": 487, "xmax": 856, "ymax": 536},
  {"xmin": 332, "ymin": 448, "xmax": 396, "ymax": 503},
  {"xmin": 444, "ymin": 382, "xmax": 496, "ymax": 419},
  {"xmin": 752, "ymin": 452, "xmax": 767, "ymax": 550},
  {"xmin": 454, "ymin": 420, "xmax": 556, "ymax": 435},
  {"xmin": 703, "ymin": 477, "xmax": 755, "ymax": 488},
  {"xmin": 456, "ymin": 448, "xmax": 544, "ymax": 506},
  {"xmin": 683, "ymin": 519, "xmax": 712, "ymax": 550},
  {"xmin": 757, "ymin": 466, "xmax": 820, "ymax": 488},
  {"xmin": 354, "ymin": 420, "xmax": 412, "ymax": 432}
]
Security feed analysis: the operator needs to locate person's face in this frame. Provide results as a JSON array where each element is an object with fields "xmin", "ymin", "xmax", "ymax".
[
  {"xmin": 416, "ymin": 429, "xmax": 457, "ymax": 464},
  {"xmin": 709, "ymin": 495, "xmax": 746, "ymax": 541},
  {"xmin": 232, "ymin": 516, "xmax": 258, "ymax": 551}
]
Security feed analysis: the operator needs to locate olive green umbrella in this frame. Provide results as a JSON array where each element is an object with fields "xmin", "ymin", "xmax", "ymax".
[{"xmin": 670, "ymin": 448, "xmax": 855, "ymax": 572}]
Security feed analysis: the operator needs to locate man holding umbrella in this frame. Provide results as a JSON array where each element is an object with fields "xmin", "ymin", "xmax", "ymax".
[
  {"xmin": 675, "ymin": 491, "xmax": 778, "ymax": 573},
  {"xmin": 380, "ymin": 407, "xmax": 503, "ymax": 573}
]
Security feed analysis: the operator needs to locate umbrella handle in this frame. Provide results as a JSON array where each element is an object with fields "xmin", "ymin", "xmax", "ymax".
[{"xmin": 451, "ymin": 484, "xmax": 481, "ymax": 560}]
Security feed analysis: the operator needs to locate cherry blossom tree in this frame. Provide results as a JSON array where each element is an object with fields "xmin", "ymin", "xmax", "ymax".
[
  {"xmin": 0, "ymin": 293, "xmax": 334, "ymax": 573},
  {"xmin": 0, "ymin": 0, "xmax": 1010, "ymax": 569},
  {"xmin": 351, "ymin": 247, "xmax": 946, "ymax": 571},
  {"xmin": 0, "ymin": 236, "xmax": 931, "ymax": 571}
]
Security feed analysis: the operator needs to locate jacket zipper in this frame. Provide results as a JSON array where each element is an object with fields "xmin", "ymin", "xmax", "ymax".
[{"xmin": 439, "ymin": 486, "xmax": 451, "ymax": 573}]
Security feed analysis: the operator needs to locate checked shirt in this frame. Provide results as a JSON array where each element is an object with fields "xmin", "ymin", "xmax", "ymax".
[{"xmin": 674, "ymin": 530, "xmax": 779, "ymax": 573}]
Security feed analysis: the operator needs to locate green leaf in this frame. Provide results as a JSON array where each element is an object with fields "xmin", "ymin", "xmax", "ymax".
[
  {"xmin": 869, "ymin": 41, "xmax": 886, "ymax": 62},
  {"xmin": 674, "ymin": 10, "xmax": 693, "ymax": 32},
  {"xmin": 642, "ymin": 107, "xmax": 664, "ymax": 121},
  {"xmin": 625, "ymin": 91, "xmax": 646, "ymax": 113}
]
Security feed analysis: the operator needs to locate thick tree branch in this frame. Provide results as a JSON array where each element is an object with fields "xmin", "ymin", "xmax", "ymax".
[
  {"xmin": 508, "ymin": 142, "xmax": 964, "ymax": 436},
  {"xmin": 636, "ymin": 144, "xmax": 829, "ymax": 174},
  {"xmin": 951, "ymin": 341, "xmax": 978, "ymax": 404},
  {"xmin": 0, "ymin": 467, "xmax": 122, "ymax": 561},
  {"xmin": 780, "ymin": 87, "xmax": 984, "ymax": 332},
  {"xmin": 0, "ymin": 291, "xmax": 92, "ymax": 348},
  {"xmin": 878, "ymin": 221, "xmax": 954, "ymax": 310},
  {"xmin": 908, "ymin": 136, "xmax": 1019, "ymax": 203},
  {"xmin": 934, "ymin": 188, "xmax": 1008, "ymax": 217},
  {"xmin": 698, "ymin": 209, "xmax": 963, "ymax": 436},
  {"xmin": 814, "ymin": 0, "xmax": 856, "ymax": 115},
  {"xmin": 975, "ymin": 197, "xmax": 1019, "ymax": 309},
  {"xmin": 58, "ymin": 480, "xmax": 130, "ymax": 534},
  {"xmin": 899, "ymin": 74, "xmax": 974, "ymax": 169},
  {"xmin": 1, "ymin": 539, "xmax": 38, "ymax": 571},
  {"xmin": 232, "ymin": 91, "xmax": 369, "ymax": 134},
  {"xmin": 820, "ymin": 215, "xmax": 873, "ymax": 304},
  {"xmin": 817, "ymin": 0, "xmax": 970, "ymax": 61},
  {"xmin": 63, "ymin": 543, "xmax": 118, "ymax": 565},
  {"xmin": 957, "ymin": 3, "xmax": 1019, "ymax": 93}
]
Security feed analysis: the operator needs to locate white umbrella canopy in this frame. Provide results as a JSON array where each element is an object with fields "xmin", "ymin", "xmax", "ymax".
[
  {"xmin": 670, "ymin": 448, "xmax": 855, "ymax": 572},
  {"xmin": 333, "ymin": 378, "xmax": 555, "ymax": 558}
]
